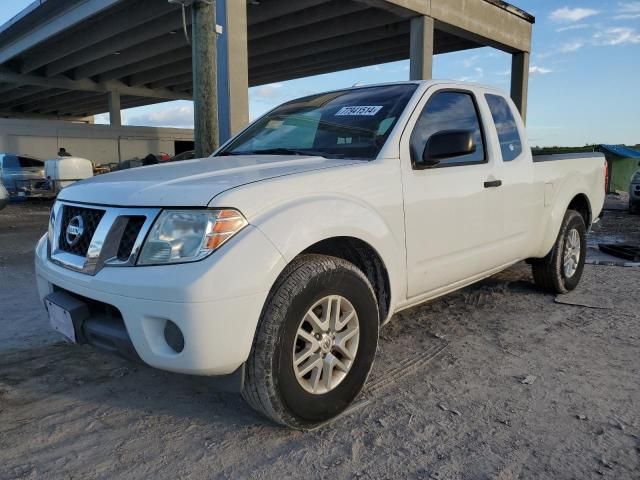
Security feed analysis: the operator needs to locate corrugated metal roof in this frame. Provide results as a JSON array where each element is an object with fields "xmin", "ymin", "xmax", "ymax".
[{"xmin": 600, "ymin": 144, "xmax": 640, "ymax": 159}]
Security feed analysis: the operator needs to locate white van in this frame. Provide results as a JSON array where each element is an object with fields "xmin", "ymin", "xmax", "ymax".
[{"xmin": 44, "ymin": 157, "xmax": 94, "ymax": 194}]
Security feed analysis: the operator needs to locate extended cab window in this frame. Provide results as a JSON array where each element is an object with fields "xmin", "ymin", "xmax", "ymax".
[
  {"xmin": 218, "ymin": 84, "xmax": 418, "ymax": 160},
  {"xmin": 410, "ymin": 91, "xmax": 485, "ymax": 166},
  {"xmin": 18, "ymin": 156, "xmax": 44, "ymax": 168},
  {"xmin": 485, "ymin": 94, "xmax": 523, "ymax": 162}
]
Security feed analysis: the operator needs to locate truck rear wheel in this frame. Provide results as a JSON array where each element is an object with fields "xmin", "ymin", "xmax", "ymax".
[
  {"xmin": 242, "ymin": 254, "xmax": 379, "ymax": 429},
  {"xmin": 531, "ymin": 210, "xmax": 587, "ymax": 294}
]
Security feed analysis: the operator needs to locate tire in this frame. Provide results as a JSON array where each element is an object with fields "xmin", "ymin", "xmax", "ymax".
[
  {"xmin": 630, "ymin": 202, "xmax": 639, "ymax": 215},
  {"xmin": 531, "ymin": 210, "xmax": 587, "ymax": 294},
  {"xmin": 243, "ymin": 254, "xmax": 379, "ymax": 429}
]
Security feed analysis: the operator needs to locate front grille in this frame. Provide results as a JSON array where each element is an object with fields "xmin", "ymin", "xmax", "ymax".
[
  {"xmin": 51, "ymin": 202, "xmax": 159, "ymax": 275},
  {"xmin": 117, "ymin": 216, "xmax": 146, "ymax": 261},
  {"xmin": 58, "ymin": 205, "xmax": 105, "ymax": 256}
]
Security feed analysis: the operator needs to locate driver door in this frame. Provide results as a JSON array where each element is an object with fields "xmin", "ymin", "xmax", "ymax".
[{"xmin": 400, "ymin": 88, "xmax": 504, "ymax": 298}]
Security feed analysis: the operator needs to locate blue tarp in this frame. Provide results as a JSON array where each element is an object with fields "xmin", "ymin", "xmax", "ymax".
[{"xmin": 599, "ymin": 144, "xmax": 640, "ymax": 158}]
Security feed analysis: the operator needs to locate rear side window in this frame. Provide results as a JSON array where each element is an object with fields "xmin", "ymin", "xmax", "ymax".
[
  {"xmin": 410, "ymin": 91, "xmax": 486, "ymax": 166},
  {"xmin": 485, "ymin": 94, "xmax": 523, "ymax": 162}
]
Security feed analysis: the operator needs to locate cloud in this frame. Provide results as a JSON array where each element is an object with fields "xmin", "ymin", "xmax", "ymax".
[
  {"xmin": 550, "ymin": 7, "xmax": 599, "ymax": 22},
  {"xmin": 461, "ymin": 55, "xmax": 481, "ymax": 68},
  {"xmin": 593, "ymin": 26, "xmax": 640, "ymax": 45},
  {"xmin": 614, "ymin": 1, "xmax": 640, "ymax": 19},
  {"xmin": 556, "ymin": 23, "xmax": 591, "ymax": 32},
  {"xmin": 558, "ymin": 41, "xmax": 585, "ymax": 53},
  {"xmin": 127, "ymin": 104, "xmax": 194, "ymax": 128},
  {"xmin": 529, "ymin": 66, "xmax": 552, "ymax": 75},
  {"xmin": 252, "ymin": 83, "xmax": 283, "ymax": 99}
]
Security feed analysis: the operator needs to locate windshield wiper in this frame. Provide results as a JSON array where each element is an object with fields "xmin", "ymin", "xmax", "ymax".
[{"xmin": 219, "ymin": 148, "xmax": 344, "ymax": 159}]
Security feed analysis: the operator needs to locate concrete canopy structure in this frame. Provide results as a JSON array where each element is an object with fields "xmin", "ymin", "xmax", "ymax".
[{"xmin": 0, "ymin": 0, "xmax": 534, "ymax": 142}]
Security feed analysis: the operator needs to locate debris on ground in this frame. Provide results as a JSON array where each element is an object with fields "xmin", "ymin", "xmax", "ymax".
[{"xmin": 520, "ymin": 375, "xmax": 537, "ymax": 385}]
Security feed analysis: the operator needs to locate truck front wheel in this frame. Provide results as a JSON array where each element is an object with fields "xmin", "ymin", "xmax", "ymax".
[
  {"xmin": 531, "ymin": 210, "xmax": 587, "ymax": 294},
  {"xmin": 242, "ymin": 254, "xmax": 379, "ymax": 429}
]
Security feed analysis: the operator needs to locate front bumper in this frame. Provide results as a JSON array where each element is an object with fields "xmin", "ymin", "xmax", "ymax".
[{"xmin": 35, "ymin": 225, "xmax": 287, "ymax": 376}]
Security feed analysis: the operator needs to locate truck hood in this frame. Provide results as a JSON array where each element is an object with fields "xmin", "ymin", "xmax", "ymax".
[{"xmin": 58, "ymin": 155, "xmax": 360, "ymax": 207}]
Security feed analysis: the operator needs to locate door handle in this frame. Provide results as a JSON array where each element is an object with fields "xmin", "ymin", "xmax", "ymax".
[{"xmin": 484, "ymin": 180, "xmax": 502, "ymax": 188}]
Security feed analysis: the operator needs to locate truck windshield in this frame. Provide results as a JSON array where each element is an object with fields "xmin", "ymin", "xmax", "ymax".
[{"xmin": 217, "ymin": 84, "xmax": 418, "ymax": 160}]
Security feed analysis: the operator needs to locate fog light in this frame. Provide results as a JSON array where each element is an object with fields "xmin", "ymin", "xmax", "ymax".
[{"xmin": 163, "ymin": 320, "xmax": 184, "ymax": 353}]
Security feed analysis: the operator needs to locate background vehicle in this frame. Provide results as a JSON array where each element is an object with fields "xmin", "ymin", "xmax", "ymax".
[
  {"xmin": 629, "ymin": 164, "xmax": 640, "ymax": 214},
  {"xmin": 35, "ymin": 81, "xmax": 606, "ymax": 429},
  {"xmin": 44, "ymin": 156, "xmax": 94, "ymax": 195},
  {"xmin": 0, "ymin": 182, "xmax": 8, "ymax": 210},
  {"xmin": 0, "ymin": 153, "xmax": 46, "ymax": 197},
  {"xmin": 170, "ymin": 150, "xmax": 196, "ymax": 162}
]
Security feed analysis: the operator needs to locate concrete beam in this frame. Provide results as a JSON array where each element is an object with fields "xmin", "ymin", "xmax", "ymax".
[
  {"xmin": 70, "ymin": 32, "xmax": 190, "ymax": 81},
  {"xmin": 0, "ymin": 88, "xmax": 68, "ymax": 109},
  {"xmin": 47, "ymin": 15, "xmax": 189, "ymax": 78},
  {"xmin": 0, "ymin": 68, "xmax": 192, "ymax": 101},
  {"xmin": 251, "ymin": 51, "xmax": 407, "ymax": 87},
  {"xmin": 249, "ymin": 1, "xmax": 368, "ymax": 40},
  {"xmin": 0, "ymin": 0, "xmax": 123, "ymax": 64},
  {"xmin": 430, "ymin": 0, "xmax": 532, "ymax": 53},
  {"xmin": 0, "ymin": 86, "xmax": 48, "ymax": 105},
  {"xmin": 108, "ymin": 90, "xmax": 121, "ymax": 127},
  {"xmin": 219, "ymin": 0, "xmax": 249, "ymax": 138},
  {"xmin": 510, "ymin": 51, "xmax": 529, "ymax": 122},
  {"xmin": 99, "ymin": 48, "xmax": 192, "ymax": 83},
  {"xmin": 21, "ymin": 91, "xmax": 101, "ymax": 113},
  {"xmin": 0, "ymin": 111, "xmax": 90, "ymax": 121},
  {"xmin": 250, "ymin": 9, "xmax": 401, "ymax": 57},
  {"xmin": 248, "ymin": 0, "xmax": 328, "ymax": 24},
  {"xmin": 129, "ymin": 59, "xmax": 193, "ymax": 87},
  {"xmin": 410, "ymin": 16, "xmax": 434, "ymax": 80},
  {"xmin": 250, "ymin": 21, "xmax": 408, "ymax": 69},
  {"xmin": 357, "ymin": 0, "xmax": 532, "ymax": 53},
  {"xmin": 20, "ymin": 0, "xmax": 176, "ymax": 73},
  {"xmin": 251, "ymin": 36, "xmax": 408, "ymax": 80}
]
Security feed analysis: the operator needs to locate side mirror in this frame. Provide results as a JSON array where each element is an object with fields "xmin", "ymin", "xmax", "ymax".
[{"xmin": 418, "ymin": 130, "xmax": 476, "ymax": 169}]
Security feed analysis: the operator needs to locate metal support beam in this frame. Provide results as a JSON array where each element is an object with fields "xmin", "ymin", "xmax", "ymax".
[
  {"xmin": 108, "ymin": 90, "xmax": 121, "ymax": 127},
  {"xmin": 192, "ymin": 0, "xmax": 218, "ymax": 157},
  {"xmin": 510, "ymin": 51, "xmax": 529, "ymax": 122},
  {"xmin": 410, "ymin": 16, "xmax": 434, "ymax": 80},
  {"xmin": 218, "ymin": 0, "xmax": 249, "ymax": 139}
]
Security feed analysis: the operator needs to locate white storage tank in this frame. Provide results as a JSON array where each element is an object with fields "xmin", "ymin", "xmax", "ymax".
[{"xmin": 44, "ymin": 156, "xmax": 94, "ymax": 194}]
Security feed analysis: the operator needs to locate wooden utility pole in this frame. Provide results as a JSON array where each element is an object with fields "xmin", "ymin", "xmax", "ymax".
[{"xmin": 191, "ymin": 0, "xmax": 218, "ymax": 157}]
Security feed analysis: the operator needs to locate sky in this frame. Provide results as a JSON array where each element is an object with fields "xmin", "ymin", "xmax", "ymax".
[{"xmin": 1, "ymin": 0, "xmax": 639, "ymax": 147}]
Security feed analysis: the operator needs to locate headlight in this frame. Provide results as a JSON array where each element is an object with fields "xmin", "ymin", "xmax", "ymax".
[{"xmin": 138, "ymin": 209, "xmax": 248, "ymax": 265}]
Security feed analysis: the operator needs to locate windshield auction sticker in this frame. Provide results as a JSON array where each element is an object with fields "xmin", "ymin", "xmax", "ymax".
[{"xmin": 335, "ymin": 106, "xmax": 383, "ymax": 116}]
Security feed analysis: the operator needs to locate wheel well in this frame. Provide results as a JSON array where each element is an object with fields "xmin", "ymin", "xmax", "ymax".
[
  {"xmin": 301, "ymin": 237, "xmax": 391, "ymax": 323},
  {"xmin": 568, "ymin": 194, "xmax": 591, "ymax": 226}
]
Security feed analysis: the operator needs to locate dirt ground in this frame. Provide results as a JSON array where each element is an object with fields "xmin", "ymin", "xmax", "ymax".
[{"xmin": 0, "ymin": 200, "xmax": 639, "ymax": 480}]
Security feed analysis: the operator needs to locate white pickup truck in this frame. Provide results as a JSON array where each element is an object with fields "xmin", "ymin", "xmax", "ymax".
[{"xmin": 35, "ymin": 81, "xmax": 606, "ymax": 428}]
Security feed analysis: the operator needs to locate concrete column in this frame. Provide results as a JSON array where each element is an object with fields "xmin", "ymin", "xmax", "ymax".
[
  {"xmin": 192, "ymin": 0, "xmax": 218, "ymax": 157},
  {"xmin": 108, "ymin": 90, "xmax": 121, "ymax": 127},
  {"xmin": 216, "ymin": 0, "xmax": 249, "ymax": 141},
  {"xmin": 510, "ymin": 51, "xmax": 529, "ymax": 123},
  {"xmin": 409, "ymin": 16, "xmax": 434, "ymax": 81}
]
